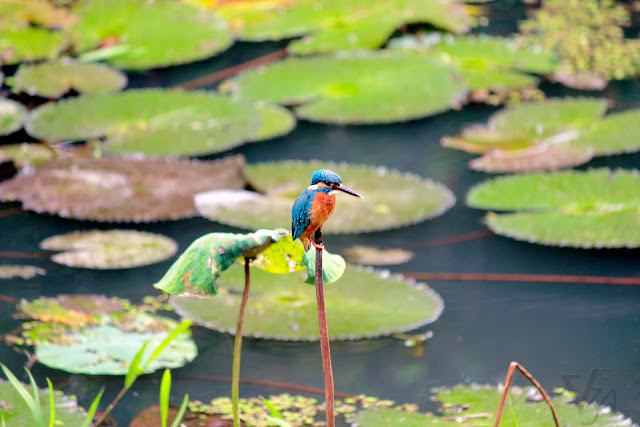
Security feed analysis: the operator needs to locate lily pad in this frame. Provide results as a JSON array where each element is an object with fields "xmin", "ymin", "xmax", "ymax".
[
  {"xmin": 342, "ymin": 246, "xmax": 414, "ymax": 265},
  {"xmin": 40, "ymin": 230, "xmax": 178, "ymax": 269},
  {"xmin": 0, "ymin": 143, "xmax": 54, "ymax": 168},
  {"xmin": 467, "ymin": 168, "xmax": 640, "ymax": 248},
  {"xmin": 0, "ymin": 0, "xmax": 77, "ymax": 30},
  {"xmin": 68, "ymin": 0, "xmax": 233, "ymax": 69},
  {"xmin": 0, "ymin": 154, "xmax": 247, "ymax": 222},
  {"xmin": 0, "ymin": 98, "xmax": 26, "ymax": 136},
  {"xmin": 354, "ymin": 384, "xmax": 636, "ymax": 426},
  {"xmin": 212, "ymin": 0, "xmax": 470, "ymax": 55},
  {"xmin": 0, "ymin": 379, "xmax": 89, "ymax": 427},
  {"xmin": 0, "ymin": 28, "xmax": 66, "ymax": 65},
  {"xmin": 26, "ymin": 89, "xmax": 295, "ymax": 156},
  {"xmin": 442, "ymin": 98, "xmax": 640, "ymax": 172},
  {"xmin": 170, "ymin": 264, "xmax": 444, "ymax": 340},
  {"xmin": 196, "ymin": 160, "xmax": 455, "ymax": 233},
  {"xmin": 13, "ymin": 60, "xmax": 127, "ymax": 98},
  {"xmin": 223, "ymin": 52, "xmax": 468, "ymax": 124},
  {"xmin": 0, "ymin": 265, "xmax": 45, "ymax": 279}
]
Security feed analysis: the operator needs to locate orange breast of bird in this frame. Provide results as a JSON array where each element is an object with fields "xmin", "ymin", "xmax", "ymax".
[{"xmin": 301, "ymin": 192, "xmax": 336, "ymax": 246}]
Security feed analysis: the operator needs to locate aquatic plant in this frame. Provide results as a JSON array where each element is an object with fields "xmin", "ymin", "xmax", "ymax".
[
  {"xmin": 0, "ymin": 98, "xmax": 26, "ymax": 136},
  {"xmin": 0, "ymin": 265, "xmax": 46, "ymax": 280}
]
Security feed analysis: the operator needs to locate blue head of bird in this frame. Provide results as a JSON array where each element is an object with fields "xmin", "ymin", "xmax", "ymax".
[{"xmin": 309, "ymin": 169, "xmax": 363, "ymax": 198}]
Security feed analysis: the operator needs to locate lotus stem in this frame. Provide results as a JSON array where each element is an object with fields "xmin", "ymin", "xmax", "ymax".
[
  {"xmin": 232, "ymin": 258, "xmax": 251, "ymax": 427},
  {"xmin": 92, "ymin": 385, "xmax": 128, "ymax": 426},
  {"xmin": 314, "ymin": 228, "xmax": 335, "ymax": 427},
  {"xmin": 494, "ymin": 361, "xmax": 559, "ymax": 427}
]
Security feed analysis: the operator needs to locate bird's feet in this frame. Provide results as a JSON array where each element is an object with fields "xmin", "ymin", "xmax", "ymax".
[{"xmin": 310, "ymin": 240, "xmax": 325, "ymax": 250}]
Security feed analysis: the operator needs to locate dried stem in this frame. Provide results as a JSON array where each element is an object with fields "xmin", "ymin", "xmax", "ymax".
[
  {"xmin": 314, "ymin": 228, "xmax": 335, "ymax": 427},
  {"xmin": 232, "ymin": 258, "xmax": 251, "ymax": 427},
  {"xmin": 494, "ymin": 361, "xmax": 559, "ymax": 427}
]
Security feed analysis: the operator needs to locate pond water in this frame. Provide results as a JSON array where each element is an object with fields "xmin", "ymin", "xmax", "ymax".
[{"xmin": 1, "ymin": 1, "xmax": 640, "ymax": 425}]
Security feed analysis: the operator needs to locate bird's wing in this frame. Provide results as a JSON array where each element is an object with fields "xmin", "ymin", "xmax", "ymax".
[{"xmin": 291, "ymin": 190, "xmax": 313, "ymax": 241}]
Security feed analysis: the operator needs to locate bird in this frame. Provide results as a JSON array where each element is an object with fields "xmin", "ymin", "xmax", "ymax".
[{"xmin": 291, "ymin": 168, "xmax": 362, "ymax": 251}]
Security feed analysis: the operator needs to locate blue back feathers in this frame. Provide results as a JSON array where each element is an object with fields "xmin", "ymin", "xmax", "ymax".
[
  {"xmin": 291, "ymin": 189, "xmax": 314, "ymax": 240},
  {"xmin": 311, "ymin": 169, "xmax": 342, "ymax": 186}
]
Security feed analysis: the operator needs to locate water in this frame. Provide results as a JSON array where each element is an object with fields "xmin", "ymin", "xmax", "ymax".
[{"xmin": 1, "ymin": 1, "xmax": 640, "ymax": 425}]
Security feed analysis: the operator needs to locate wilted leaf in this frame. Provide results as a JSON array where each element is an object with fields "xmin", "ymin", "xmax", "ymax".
[
  {"xmin": 0, "ymin": 265, "xmax": 45, "ymax": 280},
  {"xmin": 0, "ymin": 154, "xmax": 247, "ymax": 222},
  {"xmin": 40, "ymin": 230, "xmax": 178, "ymax": 269},
  {"xmin": 0, "ymin": 98, "xmax": 26, "ymax": 136},
  {"xmin": 342, "ymin": 246, "xmax": 414, "ymax": 265},
  {"xmin": 171, "ymin": 264, "xmax": 444, "ymax": 340}
]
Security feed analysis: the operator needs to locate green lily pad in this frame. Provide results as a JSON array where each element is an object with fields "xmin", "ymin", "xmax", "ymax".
[
  {"xmin": 467, "ymin": 168, "xmax": 640, "ymax": 248},
  {"xmin": 0, "ymin": 154, "xmax": 247, "ymax": 222},
  {"xmin": 212, "ymin": 0, "xmax": 470, "ymax": 55},
  {"xmin": 40, "ymin": 230, "xmax": 178, "ymax": 269},
  {"xmin": 26, "ymin": 89, "xmax": 295, "ymax": 156},
  {"xmin": 195, "ymin": 160, "xmax": 455, "ymax": 233},
  {"xmin": 354, "ymin": 384, "xmax": 635, "ymax": 426},
  {"xmin": 342, "ymin": 246, "xmax": 414, "ymax": 265},
  {"xmin": 0, "ymin": 265, "xmax": 45, "ymax": 280},
  {"xmin": 13, "ymin": 60, "xmax": 127, "ymax": 98},
  {"xmin": 0, "ymin": 0, "xmax": 77, "ymax": 30},
  {"xmin": 170, "ymin": 264, "xmax": 444, "ymax": 340},
  {"xmin": 0, "ymin": 379, "xmax": 88, "ymax": 427},
  {"xmin": 0, "ymin": 143, "xmax": 54, "ymax": 168},
  {"xmin": 0, "ymin": 28, "xmax": 66, "ymax": 65},
  {"xmin": 223, "ymin": 52, "xmax": 467, "ymax": 124},
  {"xmin": 68, "ymin": 0, "xmax": 233, "ymax": 69},
  {"xmin": 0, "ymin": 98, "xmax": 26, "ymax": 136}
]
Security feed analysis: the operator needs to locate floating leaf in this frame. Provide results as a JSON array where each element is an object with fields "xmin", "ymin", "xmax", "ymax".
[
  {"xmin": 0, "ymin": 28, "xmax": 66, "ymax": 65},
  {"xmin": 0, "ymin": 265, "xmax": 45, "ymax": 280},
  {"xmin": 0, "ymin": 0, "xmax": 77, "ymax": 30},
  {"xmin": 26, "ymin": 89, "xmax": 294, "ymax": 156},
  {"xmin": 0, "ymin": 379, "xmax": 88, "ymax": 427},
  {"xmin": 0, "ymin": 154, "xmax": 247, "ymax": 222},
  {"xmin": 196, "ymin": 160, "xmax": 455, "ymax": 233},
  {"xmin": 40, "ymin": 230, "xmax": 178, "ymax": 269},
  {"xmin": 224, "ymin": 52, "xmax": 467, "ymax": 124},
  {"xmin": 68, "ymin": 0, "xmax": 233, "ymax": 69},
  {"xmin": 342, "ymin": 246, "xmax": 414, "ymax": 266},
  {"xmin": 467, "ymin": 168, "xmax": 640, "ymax": 248},
  {"xmin": 171, "ymin": 264, "xmax": 444, "ymax": 340},
  {"xmin": 13, "ymin": 60, "xmax": 127, "ymax": 98},
  {"xmin": 0, "ymin": 143, "xmax": 54, "ymax": 168},
  {"xmin": 0, "ymin": 98, "xmax": 26, "ymax": 136},
  {"xmin": 154, "ymin": 229, "xmax": 289, "ymax": 297},
  {"xmin": 300, "ymin": 248, "xmax": 346, "ymax": 285}
]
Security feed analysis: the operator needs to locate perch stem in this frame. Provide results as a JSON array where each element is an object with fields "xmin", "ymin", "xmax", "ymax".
[
  {"xmin": 314, "ymin": 228, "xmax": 335, "ymax": 427},
  {"xmin": 232, "ymin": 258, "xmax": 251, "ymax": 427},
  {"xmin": 494, "ymin": 361, "xmax": 559, "ymax": 427}
]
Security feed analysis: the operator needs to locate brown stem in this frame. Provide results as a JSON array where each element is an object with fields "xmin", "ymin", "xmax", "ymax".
[
  {"xmin": 232, "ymin": 258, "xmax": 251, "ymax": 427},
  {"xmin": 494, "ymin": 361, "xmax": 559, "ymax": 427},
  {"xmin": 92, "ymin": 384, "xmax": 130, "ymax": 426},
  {"xmin": 314, "ymin": 228, "xmax": 335, "ymax": 427}
]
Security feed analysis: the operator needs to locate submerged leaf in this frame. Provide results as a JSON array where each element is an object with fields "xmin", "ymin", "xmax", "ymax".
[
  {"xmin": 0, "ymin": 265, "xmax": 45, "ymax": 280},
  {"xmin": 196, "ymin": 160, "xmax": 455, "ymax": 233},
  {"xmin": 224, "ymin": 52, "xmax": 467, "ymax": 124},
  {"xmin": 0, "ymin": 154, "xmax": 247, "ymax": 222},
  {"xmin": 467, "ymin": 169, "xmax": 640, "ymax": 248},
  {"xmin": 171, "ymin": 264, "xmax": 444, "ymax": 340},
  {"xmin": 13, "ymin": 60, "xmax": 127, "ymax": 98},
  {"xmin": 40, "ymin": 230, "xmax": 178, "ymax": 269},
  {"xmin": 0, "ymin": 98, "xmax": 26, "ymax": 136}
]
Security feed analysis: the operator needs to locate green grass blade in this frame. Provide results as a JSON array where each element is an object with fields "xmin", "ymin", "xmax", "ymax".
[
  {"xmin": 46, "ymin": 379, "xmax": 55, "ymax": 427},
  {"xmin": 169, "ymin": 394, "xmax": 190, "ymax": 427},
  {"xmin": 79, "ymin": 387, "xmax": 104, "ymax": 427},
  {"xmin": 264, "ymin": 415, "xmax": 294, "ymax": 427},
  {"xmin": 160, "ymin": 369, "xmax": 171, "ymax": 427},
  {"xmin": 260, "ymin": 396, "xmax": 284, "ymax": 419},
  {"xmin": 25, "ymin": 368, "xmax": 41, "ymax": 411},
  {"xmin": 1, "ymin": 364, "xmax": 45, "ymax": 427},
  {"xmin": 143, "ymin": 320, "xmax": 192, "ymax": 370},
  {"xmin": 125, "ymin": 341, "xmax": 149, "ymax": 388}
]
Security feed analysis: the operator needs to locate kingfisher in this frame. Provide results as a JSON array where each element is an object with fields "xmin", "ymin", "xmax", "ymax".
[{"xmin": 291, "ymin": 169, "xmax": 363, "ymax": 251}]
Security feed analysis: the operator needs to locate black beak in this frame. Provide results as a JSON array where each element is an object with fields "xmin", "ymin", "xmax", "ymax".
[{"xmin": 336, "ymin": 183, "xmax": 363, "ymax": 198}]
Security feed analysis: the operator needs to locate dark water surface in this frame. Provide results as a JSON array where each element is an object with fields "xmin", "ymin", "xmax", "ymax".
[{"xmin": 1, "ymin": 1, "xmax": 640, "ymax": 425}]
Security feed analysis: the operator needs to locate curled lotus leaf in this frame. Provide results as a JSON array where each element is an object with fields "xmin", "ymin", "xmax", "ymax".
[
  {"xmin": 300, "ymin": 248, "xmax": 346, "ymax": 285},
  {"xmin": 0, "ymin": 379, "xmax": 89, "ymax": 427},
  {"xmin": 342, "ymin": 245, "xmax": 414, "ymax": 266},
  {"xmin": 0, "ymin": 265, "xmax": 45, "ymax": 280},
  {"xmin": 154, "ymin": 229, "xmax": 289, "ymax": 297},
  {"xmin": 40, "ymin": 230, "xmax": 178, "ymax": 269},
  {"xmin": 248, "ymin": 235, "xmax": 306, "ymax": 274},
  {"xmin": 0, "ymin": 143, "xmax": 54, "ymax": 168},
  {"xmin": 68, "ymin": 0, "xmax": 233, "ymax": 69},
  {"xmin": 26, "ymin": 89, "xmax": 294, "ymax": 156},
  {"xmin": 195, "ymin": 160, "xmax": 455, "ymax": 234},
  {"xmin": 467, "ymin": 168, "xmax": 640, "ymax": 248},
  {"xmin": 170, "ymin": 264, "xmax": 444, "ymax": 340},
  {"xmin": 354, "ymin": 384, "xmax": 636, "ymax": 426},
  {"xmin": 13, "ymin": 60, "xmax": 127, "ymax": 98},
  {"xmin": 0, "ymin": 28, "xmax": 66, "ymax": 65},
  {"xmin": 0, "ymin": 154, "xmax": 247, "ymax": 222},
  {"xmin": 211, "ymin": 0, "xmax": 470, "ymax": 55},
  {"xmin": 0, "ymin": 98, "xmax": 26, "ymax": 136},
  {"xmin": 223, "ymin": 52, "xmax": 468, "ymax": 124}
]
